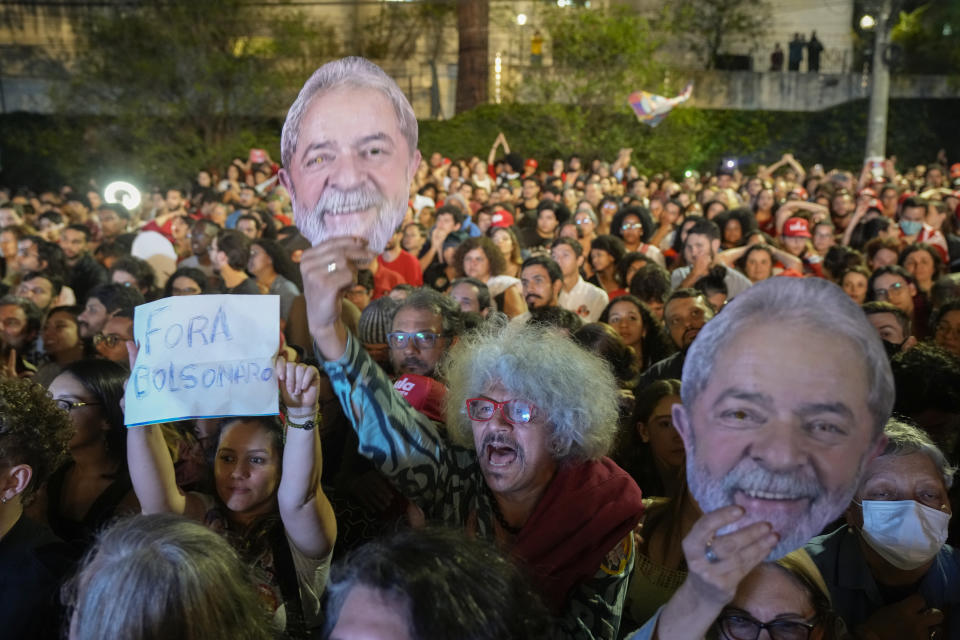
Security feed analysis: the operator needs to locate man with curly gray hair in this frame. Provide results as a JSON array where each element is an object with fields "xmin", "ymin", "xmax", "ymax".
[{"xmin": 310, "ymin": 273, "xmax": 643, "ymax": 637}]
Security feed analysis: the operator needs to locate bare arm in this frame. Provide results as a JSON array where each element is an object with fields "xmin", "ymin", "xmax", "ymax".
[
  {"xmin": 841, "ymin": 203, "xmax": 870, "ymax": 247},
  {"xmin": 782, "ymin": 153, "xmax": 806, "ymax": 181},
  {"xmin": 276, "ymin": 358, "xmax": 336, "ymax": 559},
  {"xmin": 716, "ymin": 245, "xmax": 749, "ymax": 267}
]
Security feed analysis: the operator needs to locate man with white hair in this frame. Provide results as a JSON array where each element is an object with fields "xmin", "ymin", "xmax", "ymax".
[
  {"xmin": 278, "ymin": 56, "xmax": 421, "ymax": 254},
  {"xmin": 628, "ymin": 277, "xmax": 893, "ymax": 638}
]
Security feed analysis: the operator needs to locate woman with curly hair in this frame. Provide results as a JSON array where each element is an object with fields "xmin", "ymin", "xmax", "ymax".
[
  {"xmin": 588, "ymin": 234, "xmax": 627, "ymax": 297},
  {"xmin": 454, "ymin": 236, "xmax": 525, "ymax": 317},
  {"xmin": 599, "ymin": 295, "xmax": 675, "ymax": 374},
  {"xmin": 610, "ymin": 206, "xmax": 665, "ymax": 267}
]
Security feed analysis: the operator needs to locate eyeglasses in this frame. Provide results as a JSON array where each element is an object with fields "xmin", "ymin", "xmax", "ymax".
[
  {"xmin": 621, "ymin": 223, "xmax": 643, "ymax": 231},
  {"xmin": 93, "ymin": 333, "xmax": 125, "ymax": 348},
  {"xmin": 873, "ymin": 281, "xmax": 906, "ymax": 300},
  {"xmin": 54, "ymin": 398, "xmax": 102, "ymax": 412},
  {"xmin": 575, "ymin": 219, "xmax": 593, "ymax": 225},
  {"xmin": 718, "ymin": 612, "xmax": 817, "ymax": 640},
  {"xmin": 465, "ymin": 398, "xmax": 538, "ymax": 425},
  {"xmin": 386, "ymin": 331, "xmax": 444, "ymax": 350}
]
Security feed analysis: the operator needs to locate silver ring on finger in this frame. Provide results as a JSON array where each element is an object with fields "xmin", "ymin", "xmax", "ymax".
[
  {"xmin": 704, "ymin": 542, "xmax": 720, "ymax": 564},
  {"xmin": 327, "ymin": 261, "xmax": 337, "ymax": 273}
]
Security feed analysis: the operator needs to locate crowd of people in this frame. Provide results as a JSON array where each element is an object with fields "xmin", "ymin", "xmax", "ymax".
[{"xmin": 1, "ymin": 55, "xmax": 958, "ymax": 639}]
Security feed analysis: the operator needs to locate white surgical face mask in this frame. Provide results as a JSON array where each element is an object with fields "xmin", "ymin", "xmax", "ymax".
[{"xmin": 859, "ymin": 499, "xmax": 950, "ymax": 570}]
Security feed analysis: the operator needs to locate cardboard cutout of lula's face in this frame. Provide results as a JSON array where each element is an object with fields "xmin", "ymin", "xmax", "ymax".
[{"xmin": 281, "ymin": 85, "xmax": 419, "ymax": 253}]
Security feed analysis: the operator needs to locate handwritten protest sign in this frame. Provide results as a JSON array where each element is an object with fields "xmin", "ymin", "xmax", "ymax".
[{"xmin": 124, "ymin": 295, "xmax": 280, "ymax": 427}]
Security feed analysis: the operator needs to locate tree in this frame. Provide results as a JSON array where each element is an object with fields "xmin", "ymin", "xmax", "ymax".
[
  {"xmin": 514, "ymin": 5, "xmax": 665, "ymax": 107},
  {"xmin": 670, "ymin": 0, "xmax": 772, "ymax": 69},
  {"xmin": 890, "ymin": 1, "xmax": 960, "ymax": 74},
  {"xmin": 456, "ymin": 0, "xmax": 489, "ymax": 114},
  {"xmin": 53, "ymin": 0, "xmax": 340, "ymax": 186}
]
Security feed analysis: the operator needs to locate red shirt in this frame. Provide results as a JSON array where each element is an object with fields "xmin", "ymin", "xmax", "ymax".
[
  {"xmin": 378, "ymin": 250, "xmax": 423, "ymax": 287},
  {"xmin": 373, "ymin": 266, "xmax": 406, "ymax": 299}
]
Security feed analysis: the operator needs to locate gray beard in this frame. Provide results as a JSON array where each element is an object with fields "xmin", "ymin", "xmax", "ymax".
[
  {"xmin": 685, "ymin": 441, "xmax": 863, "ymax": 560},
  {"xmin": 293, "ymin": 181, "xmax": 408, "ymax": 254}
]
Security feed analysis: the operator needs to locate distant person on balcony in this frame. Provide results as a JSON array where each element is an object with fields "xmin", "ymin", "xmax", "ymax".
[
  {"xmin": 770, "ymin": 42, "xmax": 784, "ymax": 71},
  {"xmin": 530, "ymin": 30, "xmax": 543, "ymax": 66},
  {"xmin": 807, "ymin": 31, "xmax": 824, "ymax": 72},
  {"xmin": 788, "ymin": 33, "xmax": 805, "ymax": 71}
]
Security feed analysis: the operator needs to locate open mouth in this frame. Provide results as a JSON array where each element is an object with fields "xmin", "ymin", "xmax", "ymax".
[
  {"xmin": 733, "ymin": 489, "xmax": 811, "ymax": 518},
  {"xmin": 486, "ymin": 443, "xmax": 518, "ymax": 467}
]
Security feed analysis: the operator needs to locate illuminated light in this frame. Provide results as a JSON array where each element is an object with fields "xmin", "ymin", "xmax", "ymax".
[
  {"xmin": 860, "ymin": 15, "xmax": 876, "ymax": 30},
  {"xmin": 104, "ymin": 181, "xmax": 141, "ymax": 211},
  {"xmin": 517, "ymin": 13, "xmax": 527, "ymax": 26}
]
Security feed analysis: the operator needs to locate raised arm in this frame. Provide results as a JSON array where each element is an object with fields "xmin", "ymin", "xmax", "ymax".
[
  {"xmin": 781, "ymin": 153, "xmax": 806, "ymax": 181},
  {"xmin": 276, "ymin": 357, "xmax": 336, "ymax": 559},
  {"xmin": 124, "ymin": 343, "xmax": 206, "ymax": 519}
]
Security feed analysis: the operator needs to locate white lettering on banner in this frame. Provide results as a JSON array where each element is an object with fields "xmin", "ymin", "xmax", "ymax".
[{"xmin": 124, "ymin": 295, "xmax": 280, "ymax": 427}]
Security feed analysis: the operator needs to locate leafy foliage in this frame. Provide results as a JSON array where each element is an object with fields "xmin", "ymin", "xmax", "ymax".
[
  {"xmin": 669, "ymin": 0, "xmax": 772, "ymax": 69},
  {"xmin": 51, "ymin": 0, "xmax": 340, "ymax": 186},
  {"xmin": 513, "ymin": 5, "xmax": 665, "ymax": 105},
  {"xmin": 890, "ymin": 1, "xmax": 960, "ymax": 74}
]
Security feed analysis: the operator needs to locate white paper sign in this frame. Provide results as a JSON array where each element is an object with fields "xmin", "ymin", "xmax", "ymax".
[{"xmin": 124, "ymin": 295, "xmax": 280, "ymax": 426}]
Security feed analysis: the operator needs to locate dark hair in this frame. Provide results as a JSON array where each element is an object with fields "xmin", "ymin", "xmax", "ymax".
[
  {"xmin": 0, "ymin": 294, "xmax": 43, "ymax": 336},
  {"xmin": 527, "ymin": 306, "xmax": 583, "ymax": 333},
  {"xmin": 236, "ymin": 213, "xmax": 262, "ymax": 231},
  {"xmin": 822, "ymin": 245, "xmax": 864, "ymax": 282},
  {"xmin": 60, "ymin": 359, "xmax": 130, "ymax": 466},
  {"xmin": 487, "ymin": 226, "xmax": 523, "ymax": 267},
  {"xmin": 355, "ymin": 269, "xmax": 375, "ymax": 293},
  {"xmin": 665, "ymin": 287, "xmax": 714, "ymax": 312},
  {"xmin": 216, "ymin": 229, "xmax": 251, "ymax": 272},
  {"xmin": 521, "ymin": 255, "xmax": 563, "ymax": 284},
  {"xmin": 599, "ymin": 295, "xmax": 675, "ymax": 371},
  {"xmin": 589, "ymin": 235, "xmax": 627, "ymax": 272},
  {"xmin": 715, "ymin": 208, "xmax": 757, "ymax": 246},
  {"xmin": 572, "ymin": 322, "xmax": 639, "ymax": 387},
  {"xmin": 899, "ymin": 243, "xmax": 945, "ymax": 280},
  {"xmin": 435, "ymin": 204, "xmax": 465, "ymax": 226},
  {"xmin": 163, "ymin": 267, "xmax": 209, "ymax": 297},
  {"xmin": 684, "ymin": 218, "xmax": 721, "ymax": 243},
  {"xmin": 0, "ymin": 377, "xmax": 72, "ymax": 498},
  {"xmin": 611, "ymin": 206, "xmax": 655, "ymax": 243},
  {"xmin": 20, "ymin": 269, "xmax": 64, "ymax": 297},
  {"xmin": 98, "ymin": 203, "xmax": 130, "ymax": 220},
  {"xmin": 397, "ymin": 287, "xmax": 464, "ymax": 338},
  {"xmin": 110, "ymin": 256, "xmax": 157, "ymax": 294},
  {"xmin": 65, "ymin": 223, "xmax": 92, "ymax": 241},
  {"xmin": 323, "ymin": 527, "xmax": 555, "ymax": 640},
  {"xmin": 453, "ymin": 236, "xmax": 507, "ymax": 278},
  {"xmin": 867, "ymin": 265, "xmax": 916, "ymax": 302},
  {"xmin": 628, "ymin": 263, "xmax": 671, "ymax": 305},
  {"xmin": 536, "ymin": 199, "xmax": 571, "ymax": 225},
  {"xmin": 24, "ymin": 236, "xmax": 67, "ymax": 277},
  {"xmin": 86, "ymin": 282, "xmax": 146, "ymax": 315},
  {"xmin": 931, "ymin": 298, "xmax": 960, "ymax": 334},
  {"xmin": 670, "ymin": 215, "xmax": 704, "ymax": 258},
  {"xmin": 551, "ymin": 236, "xmax": 583, "ymax": 258},
  {"xmin": 616, "ymin": 252, "xmax": 649, "ymax": 290},
  {"xmin": 900, "ymin": 196, "xmax": 927, "ymax": 213},
  {"xmin": 693, "ymin": 265, "xmax": 729, "ymax": 299},
  {"xmin": 862, "ymin": 300, "xmax": 912, "ymax": 338},
  {"xmin": 253, "ymin": 238, "xmax": 303, "ymax": 290},
  {"xmin": 891, "ymin": 342, "xmax": 960, "ymax": 418},
  {"xmin": 734, "ymin": 244, "xmax": 775, "ymax": 277},
  {"xmin": 449, "ymin": 277, "xmax": 492, "ymax": 312}
]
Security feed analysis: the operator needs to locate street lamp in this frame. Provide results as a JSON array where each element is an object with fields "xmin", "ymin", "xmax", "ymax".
[
  {"xmin": 860, "ymin": 14, "xmax": 876, "ymax": 30},
  {"xmin": 517, "ymin": 13, "xmax": 527, "ymax": 26}
]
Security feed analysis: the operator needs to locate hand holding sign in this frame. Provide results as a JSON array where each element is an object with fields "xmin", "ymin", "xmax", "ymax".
[{"xmin": 124, "ymin": 295, "xmax": 280, "ymax": 426}]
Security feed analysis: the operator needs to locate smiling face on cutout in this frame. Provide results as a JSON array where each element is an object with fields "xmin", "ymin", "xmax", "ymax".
[
  {"xmin": 673, "ymin": 322, "xmax": 882, "ymax": 559},
  {"xmin": 279, "ymin": 86, "xmax": 421, "ymax": 253}
]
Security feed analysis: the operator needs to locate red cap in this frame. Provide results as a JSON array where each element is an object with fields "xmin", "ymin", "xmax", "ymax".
[
  {"xmin": 442, "ymin": 157, "xmax": 451, "ymax": 165},
  {"xmin": 490, "ymin": 208, "xmax": 515, "ymax": 228},
  {"xmin": 783, "ymin": 217, "xmax": 812, "ymax": 238},
  {"xmin": 950, "ymin": 163, "xmax": 960, "ymax": 179},
  {"xmin": 525, "ymin": 158, "xmax": 538, "ymax": 168},
  {"xmin": 790, "ymin": 186, "xmax": 808, "ymax": 200},
  {"xmin": 393, "ymin": 374, "xmax": 447, "ymax": 423}
]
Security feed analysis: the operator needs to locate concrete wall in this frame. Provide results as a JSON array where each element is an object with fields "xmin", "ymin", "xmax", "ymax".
[{"xmin": 685, "ymin": 70, "xmax": 960, "ymax": 111}]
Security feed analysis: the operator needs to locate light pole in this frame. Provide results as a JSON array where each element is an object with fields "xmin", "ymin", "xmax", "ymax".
[{"xmin": 864, "ymin": 0, "xmax": 892, "ymax": 169}]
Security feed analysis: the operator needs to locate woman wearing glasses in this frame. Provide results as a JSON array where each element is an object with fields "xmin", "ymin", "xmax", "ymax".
[
  {"xmin": 626, "ymin": 548, "xmax": 843, "ymax": 640},
  {"xmin": 611, "ymin": 206, "xmax": 666, "ymax": 268},
  {"xmin": 29, "ymin": 359, "xmax": 137, "ymax": 551}
]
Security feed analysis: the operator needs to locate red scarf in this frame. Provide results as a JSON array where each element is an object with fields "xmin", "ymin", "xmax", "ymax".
[{"xmin": 510, "ymin": 457, "xmax": 644, "ymax": 611}]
